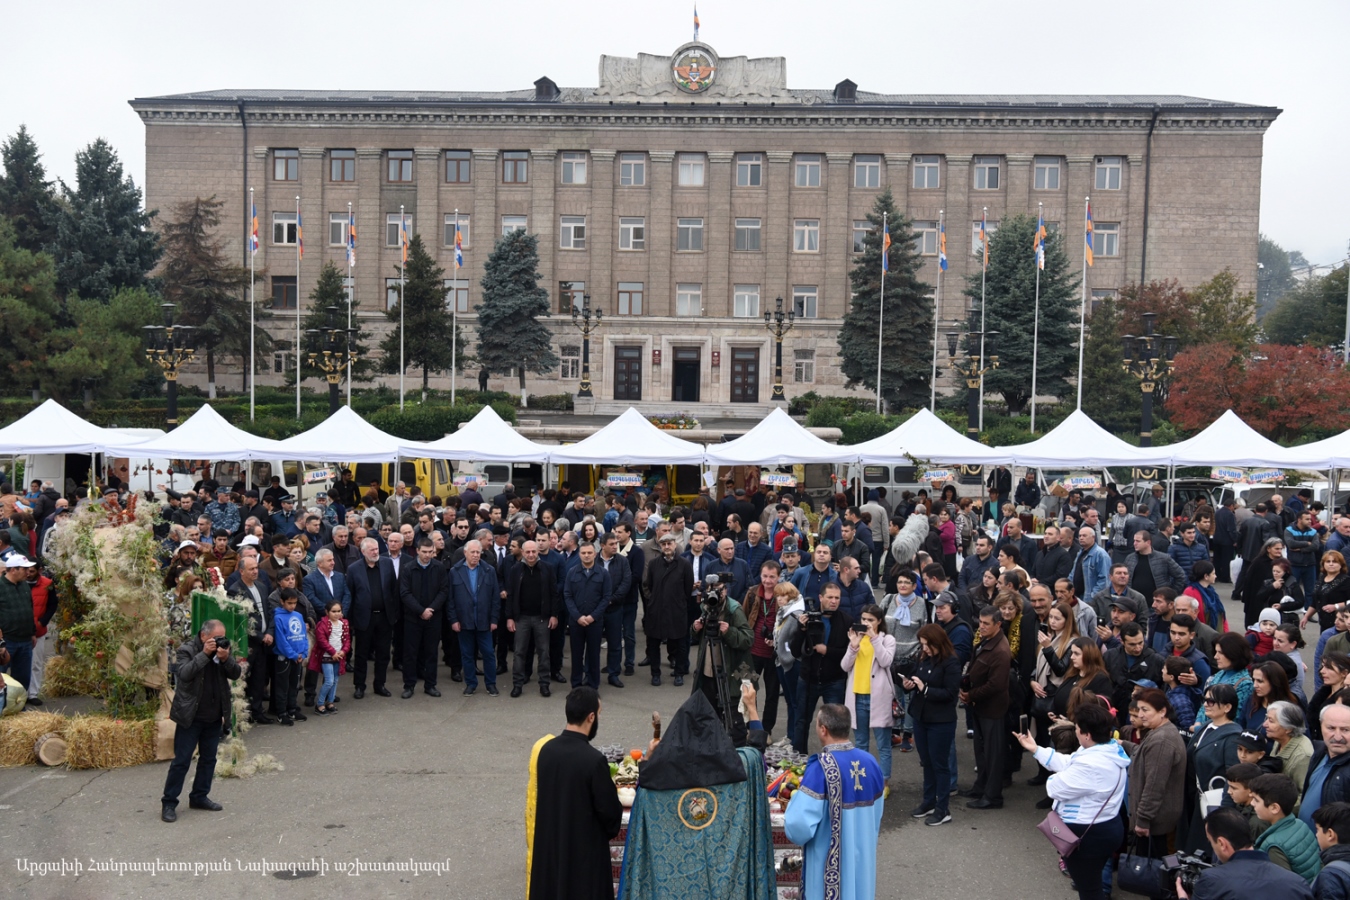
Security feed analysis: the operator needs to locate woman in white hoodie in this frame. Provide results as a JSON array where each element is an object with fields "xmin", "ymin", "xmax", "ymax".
[{"xmin": 1015, "ymin": 700, "xmax": 1130, "ymax": 900}]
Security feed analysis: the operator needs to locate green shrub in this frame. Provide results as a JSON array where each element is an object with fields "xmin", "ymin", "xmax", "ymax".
[
  {"xmin": 366, "ymin": 402, "xmax": 517, "ymax": 442},
  {"xmin": 840, "ymin": 412, "xmax": 901, "ymax": 445},
  {"xmin": 527, "ymin": 393, "xmax": 574, "ymax": 411}
]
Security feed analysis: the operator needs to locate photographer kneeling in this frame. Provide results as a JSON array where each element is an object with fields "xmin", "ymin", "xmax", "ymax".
[
  {"xmin": 161, "ymin": 620, "xmax": 242, "ymax": 823},
  {"xmin": 1177, "ymin": 806, "xmax": 1314, "ymax": 899},
  {"xmin": 690, "ymin": 575, "xmax": 755, "ymax": 746}
]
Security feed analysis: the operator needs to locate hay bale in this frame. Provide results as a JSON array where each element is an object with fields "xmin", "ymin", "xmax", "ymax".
[
  {"xmin": 42, "ymin": 656, "xmax": 101, "ymax": 698},
  {"xmin": 65, "ymin": 716, "xmax": 155, "ymax": 769},
  {"xmin": 0, "ymin": 712, "xmax": 68, "ymax": 766}
]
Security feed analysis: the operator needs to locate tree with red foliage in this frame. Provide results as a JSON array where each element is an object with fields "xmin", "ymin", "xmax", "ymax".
[{"xmin": 1166, "ymin": 343, "xmax": 1350, "ymax": 441}]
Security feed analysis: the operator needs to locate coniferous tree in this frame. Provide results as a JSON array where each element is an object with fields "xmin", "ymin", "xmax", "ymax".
[
  {"xmin": 379, "ymin": 234, "xmax": 460, "ymax": 398},
  {"xmin": 158, "ymin": 196, "xmax": 251, "ymax": 396},
  {"xmin": 0, "ymin": 126, "xmax": 58, "ymax": 254},
  {"xmin": 962, "ymin": 214, "xmax": 1079, "ymax": 415},
  {"xmin": 49, "ymin": 138, "xmax": 161, "ymax": 302},
  {"xmin": 291, "ymin": 262, "xmax": 373, "ymax": 385},
  {"xmin": 1079, "ymin": 295, "xmax": 1142, "ymax": 435},
  {"xmin": 0, "ymin": 217, "xmax": 62, "ymax": 392},
  {"xmin": 477, "ymin": 230, "xmax": 556, "ymax": 405},
  {"xmin": 837, "ymin": 189, "xmax": 934, "ymax": 411}
]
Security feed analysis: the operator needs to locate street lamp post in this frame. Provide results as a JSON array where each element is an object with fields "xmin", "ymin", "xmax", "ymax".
[
  {"xmin": 571, "ymin": 294, "xmax": 603, "ymax": 399},
  {"xmin": 945, "ymin": 312, "xmax": 1000, "ymax": 440},
  {"xmin": 143, "ymin": 302, "xmax": 196, "ymax": 429},
  {"xmin": 1120, "ymin": 311, "xmax": 1178, "ymax": 447},
  {"xmin": 306, "ymin": 304, "xmax": 359, "ymax": 415},
  {"xmin": 763, "ymin": 296, "xmax": 795, "ymax": 403}
]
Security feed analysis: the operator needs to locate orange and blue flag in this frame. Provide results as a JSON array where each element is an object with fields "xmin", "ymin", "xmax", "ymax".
[
  {"xmin": 346, "ymin": 209, "xmax": 356, "ymax": 268},
  {"xmin": 1034, "ymin": 211, "xmax": 1046, "ymax": 270},
  {"xmin": 693, "ymin": 5, "xmax": 700, "ymax": 40},
  {"xmin": 980, "ymin": 212, "xmax": 989, "ymax": 270},
  {"xmin": 400, "ymin": 215, "xmax": 409, "ymax": 264},
  {"xmin": 881, "ymin": 221, "xmax": 891, "ymax": 273},
  {"xmin": 250, "ymin": 202, "xmax": 258, "ymax": 255},
  {"xmin": 1085, "ymin": 203, "xmax": 1094, "ymax": 267},
  {"xmin": 296, "ymin": 210, "xmax": 303, "ymax": 259},
  {"xmin": 938, "ymin": 221, "xmax": 947, "ymax": 272},
  {"xmin": 454, "ymin": 226, "xmax": 464, "ymax": 270}
]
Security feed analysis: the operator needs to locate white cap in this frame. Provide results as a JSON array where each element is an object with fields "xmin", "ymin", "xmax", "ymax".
[
  {"xmin": 239, "ymin": 535, "xmax": 260, "ymax": 547},
  {"xmin": 5, "ymin": 555, "xmax": 34, "ymax": 568},
  {"xmin": 177, "ymin": 540, "xmax": 199, "ymax": 553}
]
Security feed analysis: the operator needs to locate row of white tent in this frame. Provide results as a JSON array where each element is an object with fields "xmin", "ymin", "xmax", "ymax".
[{"xmin": 3, "ymin": 399, "xmax": 1350, "ymax": 471}]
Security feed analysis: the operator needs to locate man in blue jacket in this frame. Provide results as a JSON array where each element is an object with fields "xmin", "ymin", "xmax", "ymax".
[
  {"xmin": 597, "ymin": 533, "xmax": 631, "ymax": 689},
  {"xmin": 835, "ymin": 556, "xmax": 874, "ymax": 622},
  {"xmin": 1070, "ymin": 526, "xmax": 1113, "ymax": 605},
  {"xmin": 735, "ymin": 523, "xmax": 773, "ymax": 594},
  {"xmin": 448, "ymin": 542, "xmax": 500, "ymax": 696},
  {"xmin": 564, "ymin": 541, "xmax": 612, "ymax": 691},
  {"xmin": 791, "ymin": 545, "xmax": 840, "ymax": 604},
  {"xmin": 400, "ymin": 537, "xmax": 450, "ymax": 698},
  {"xmin": 706, "ymin": 538, "xmax": 751, "ymax": 604},
  {"xmin": 1180, "ymin": 807, "xmax": 1313, "ymax": 899},
  {"xmin": 300, "ymin": 548, "xmax": 352, "ymax": 706},
  {"xmin": 346, "ymin": 538, "xmax": 399, "ymax": 698}
]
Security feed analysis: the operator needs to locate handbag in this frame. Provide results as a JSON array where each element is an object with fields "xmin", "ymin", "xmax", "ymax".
[
  {"xmin": 1035, "ymin": 768, "xmax": 1122, "ymax": 858},
  {"xmin": 1117, "ymin": 838, "xmax": 1168, "ymax": 899},
  {"xmin": 1031, "ymin": 693, "xmax": 1055, "ymax": 717},
  {"xmin": 1200, "ymin": 775, "xmax": 1227, "ymax": 816}
]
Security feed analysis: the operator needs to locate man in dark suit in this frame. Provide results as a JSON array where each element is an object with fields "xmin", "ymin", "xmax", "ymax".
[
  {"xmin": 224, "ymin": 556, "xmax": 273, "ymax": 724},
  {"xmin": 346, "ymin": 537, "xmax": 399, "ymax": 698},
  {"xmin": 448, "ymin": 542, "xmax": 501, "ymax": 696},
  {"xmin": 489, "ymin": 524, "xmax": 517, "ymax": 676},
  {"xmin": 300, "ymin": 548, "xmax": 351, "ymax": 706},
  {"xmin": 399, "ymin": 536, "xmax": 450, "ymax": 698},
  {"xmin": 506, "ymin": 538, "xmax": 557, "ymax": 697},
  {"xmin": 1031, "ymin": 523, "xmax": 1073, "ymax": 587}
]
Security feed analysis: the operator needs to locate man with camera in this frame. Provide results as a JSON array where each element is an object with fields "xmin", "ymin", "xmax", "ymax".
[
  {"xmin": 690, "ymin": 573, "xmax": 754, "ymax": 745},
  {"xmin": 161, "ymin": 619, "xmax": 241, "ymax": 823},
  {"xmin": 1176, "ymin": 807, "xmax": 1313, "ymax": 898},
  {"xmin": 790, "ymin": 581, "xmax": 853, "ymax": 754}
]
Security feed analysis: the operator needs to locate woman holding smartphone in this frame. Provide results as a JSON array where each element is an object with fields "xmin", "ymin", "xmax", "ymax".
[
  {"xmin": 903, "ymin": 624, "xmax": 962, "ymax": 826},
  {"xmin": 841, "ymin": 604, "xmax": 897, "ymax": 788}
]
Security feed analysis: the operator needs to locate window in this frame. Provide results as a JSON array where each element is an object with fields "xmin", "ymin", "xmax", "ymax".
[
  {"xmin": 618, "ymin": 217, "xmax": 645, "ymax": 251},
  {"xmin": 443, "ymin": 215, "xmax": 470, "ymax": 248},
  {"xmin": 387, "ymin": 150, "xmax": 413, "ymax": 183},
  {"xmin": 330, "ymin": 149, "xmax": 355, "ymax": 182},
  {"xmin": 560, "ymin": 344, "xmax": 580, "ymax": 379},
  {"xmin": 736, "ymin": 153, "xmax": 763, "ymax": 187},
  {"xmin": 559, "ymin": 281, "xmax": 586, "ymax": 314},
  {"xmin": 329, "ymin": 213, "xmax": 348, "ymax": 246},
  {"xmin": 973, "ymin": 156, "xmax": 1001, "ymax": 190},
  {"xmin": 1034, "ymin": 156, "xmax": 1061, "ymax": 191},
  {"xmin": 1096, "ymin": 222, "xmax": 1120, "ymax": 257},
  {"xmin": 271, "ymin": 276, "xmax": 297, "ymax": 309},
  {"xmin": 385, "ymin": 278, "xmax": 401, "ymax": 311},
  {"xmin": 1090, "ymin": 289, "xmax": 1117, "ymax": 315},
  {"xmin": 1095, "ymin": 156, "xmax": 1123, "ymax": 191},
  {"xmin": 676, "ymin": 284, "xmax": 702, "ymax": 317},
  {"xmin": 272, "ymin": 212, "xmax": 297, "ymax": 245},
  {"xmin": 501, "ymin": 215, "xmax": 527, "ymax": 235},
  {"xmin": 795, "ymin": 154, "xmax": 821, "ymax": 187},
  {"xmin": 617, "ymin": 282, "xmax": 644, "ymax": 316},
  {"xmin": 733, "ymin": 284, "xmax": 760, "ymax": 318},
  {"xmin": 971, "ymin": 220, "xmax": 999, "ymax": 255},
  {"xmin": 793, "ymin": 349, "xmax": 815, "ymax": 383},
  {"xmin": 734, "ymin": 218, "xmax": 761, "ymax": 252},
  {"xmin": 792, "ymin": 285, "xmax": 818, "ymax": 319},
  {"xmin": 793, "ymin": 219, "xmax": 820, "ymax": 253},
  {"xmin": 677, "ymin": 153, "xmax": 704, "ymax": 186},
  {"xmin": 273, "ymin": 348, "xmax": 290, "ymax": 374},
  {"xmin": 386, "ymin": 213, "xmax": 412, "ymax": 246},
  {"xmin": 618, "ymin": 153, "xmax": 646, "ymax": 186},
  {"xmin": 273, "ymin": 149, "xmax": 299, "ymax": 181},
  {"xmin": 854, "ymin": 155, "xmax": 881, "ymax": 188},
  {"xmin": 677, "ymin": 218, "xmax": 703, "ymax": 252},
  {"xmin": 852, "ymin": 220, "xmax": 871, "ymax": 253},
  {"xmin": 502, "ymin": 151, "xmax": 528, "ymax": 183},
  {"xmin": 912, "ymin": 155, "xmax": 940, "ymax": 189},
  {"xmin": 559, "ymin": 215, "xmax": 586, "ymax": 250},
  {"xmin": 561, "ymin": 152, "xmax": 588, "ymax": 185},
  {"xmin": 912, "ymin": 221, "xmax": 938, "ymax": 255},
  {"xmin": 443, "ymin": 278, "xmax": 470, "ymax": 313},
  {"xmin": 445, "ymin": 150, "xmax": 471, "ymax": 183}
]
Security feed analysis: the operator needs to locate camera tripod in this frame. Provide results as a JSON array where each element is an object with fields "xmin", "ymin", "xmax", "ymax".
[{"xmin": 699, "ymin": 622, "xmax": 736, "ymax": 736}]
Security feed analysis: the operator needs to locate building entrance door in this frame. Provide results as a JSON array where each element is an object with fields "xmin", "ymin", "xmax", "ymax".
[
  {"xmin": 614, "ymin": 345, "xmax": 643, "ymax": 401},
  {"xmin": 730, "ymin": 347, "xmax": 760, "ymax": 403},
  {"xmin": 672, "ymin": 347, "xmax": 701, "ymax": 402}
]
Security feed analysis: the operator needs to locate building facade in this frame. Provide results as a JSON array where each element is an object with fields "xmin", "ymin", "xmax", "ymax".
[{"xmin": 130, "ymin": 42, "xmax": 1279, "ymax": 411}]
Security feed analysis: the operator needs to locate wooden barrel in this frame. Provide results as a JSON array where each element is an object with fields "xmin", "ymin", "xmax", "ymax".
[{"xmin": 35, "ymin": 733, "xmax": 67, "ymax": 767}]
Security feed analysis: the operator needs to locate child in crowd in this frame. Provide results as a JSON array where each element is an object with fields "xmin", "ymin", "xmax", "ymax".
[
  {"xmin": 1235, "ymin": 729, "xmax": 1285, "ymax": 774},
  {"xmin": 1162, "ymin": 657, "xmax": 1197, "ymax": 731},
  {"xmin": 1247, "ymin": 608, "xmax": 1280, "ymax": 658},
  {"xmin": 271, "ymin": 588, "xmax": 309, "ymax": 726},
  {"xmin": 1250, "ymin": 773, "xmax": 1323, "ymax": 883},
  {"xmin": 1226, "ymin": 763, "xmax": 1271, "ymax": 842},
  {"xmin": 309, "ymin": 600, "xmax": 350, "ymax": 716},
  {"xmin": 1312, "ymin": 801, "xmax": 1350, "ymax": 900}
]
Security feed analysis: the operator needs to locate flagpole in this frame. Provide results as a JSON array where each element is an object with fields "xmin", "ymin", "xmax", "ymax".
[
  {"xmin": 346, "ymin": 201, "xmax": 353, "ymax": 408},
  {"xmin": 978, "ymin": 207, "xmax": 987, "ymax": 433},
  {"xmin": 1077, "ymin": 196, "xmax": 1090, "ymax": 410},
  {"xmin": 875, "ymin": 211, "xmax": 887, "ymax": 414},
  {"xmin": 399, "ymin": 203, "xmax": 406, "ymax": 411},
  {"xmin": 930, "ymin": 209, "xmax": 943, "ymax": 411},
  {"xmin": 249, "ymin": 187, "xmax": 255, "ymax": 422},
  {"xmin": 451, "ymin": 208, "xmax": 459, "ymax": 405},
  {"xmin": 1031, "ymin": 201, "xmax": 1043, "ymax": 434},
  {"xmin": 295, "ymin": 195, "xmax": 301, "ymax": 420}
]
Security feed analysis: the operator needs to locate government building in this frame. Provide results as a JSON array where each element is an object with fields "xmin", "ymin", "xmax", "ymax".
[{"xmin": 130, "ymin": 42, "xmax": 1279, "ymax": 413}]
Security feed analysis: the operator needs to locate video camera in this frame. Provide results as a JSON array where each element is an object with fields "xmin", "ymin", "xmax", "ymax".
[
  {"xmin": 698, "ymin": 574, "xmax": 727, "ymax": 628},
  {"xmin": 802, "ymin": 597, "xmax": 825, "ymax": 648},
  {"xmin": 1161, "ymin": 851, "xmax": 1212, "ymax": 898}
]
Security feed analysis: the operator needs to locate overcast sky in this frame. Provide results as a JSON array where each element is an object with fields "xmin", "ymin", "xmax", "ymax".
[{"xmin": 5, "ymin": 0, "xmax": 1345, "ymax": 268}]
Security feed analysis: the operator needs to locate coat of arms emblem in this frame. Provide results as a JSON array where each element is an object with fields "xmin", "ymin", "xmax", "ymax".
[{"xmin": 673, "ymin": 49, "xmax": 716, "ymax": 93}]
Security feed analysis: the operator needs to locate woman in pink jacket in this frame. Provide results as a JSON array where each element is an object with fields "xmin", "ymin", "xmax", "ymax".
[{"xmin": 842, "ymin": 603, "xmax": 898, "ymax": 787}]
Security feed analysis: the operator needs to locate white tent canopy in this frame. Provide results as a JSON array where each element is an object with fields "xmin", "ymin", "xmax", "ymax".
[
  {"xmin": 0, "ymin": 399, "xmax": 157, "ymax": 455},
  {"xmin": 102, "ymin": 404, "xmax": 287, "ymax": 460},
  {"xmin": 548, "ymin": 407, "xmax": 706, "ymax": 466},
  {"xmin": 402, "ymin": 405, "xmax": 551, "ymax": 463},
  {"xmin": 1153, "ymin": 409, "xmax": 1309, "ymax": 468},
  {"xmin": 704, "ymin": 407, "xmax": 854, "ymax": 466},
  {"xmin": 271, "ymin": 406, "xmax": 403, "ymax": 462},
  {"xmin": 996, "ymin": 409, "xmax": 1156, "ymax": 467},
  {"xmin": 850, "ymin": 408, "xmax": 1014, "ymax": 466},
  {"xmin": 1283, "ymin": 432, "xmax": 1350, "ymax": 470}
]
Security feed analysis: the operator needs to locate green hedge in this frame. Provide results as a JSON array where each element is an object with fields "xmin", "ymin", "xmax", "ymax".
[
  {"xmin": 527, "ymin": 393, "xmax": 574, "ymax": 411},
  {"xmin": 839, "ymin": 412, "xmax": 901, "ymax": 445},
  {"xmin": 366, "ymin": 402, "xmax": 517, "ymax": 442}
]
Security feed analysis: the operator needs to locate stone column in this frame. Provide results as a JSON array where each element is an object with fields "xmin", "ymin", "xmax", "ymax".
[
  {"xmin": 824, "ymin": 153, "xmax": 853, "ymax": 320},
  {"xmin": 705, "ymin": 151, "xmax": 734, "ymax": 317},
  {"xmin": 356, "ymin": 148, "xmax": 383, "ymax": 322},
  {"xmin": 414, "ymin": 148, "xmax": 440, "ymax": 266},
  {"xmin": 588, "ymin": 150, "xmax": 617, "ymax": 317},
  {"xmin": 764, "ymin": 150, "xmax": 794, "ymax": 308},
  {"xmin": 1005, "ymin": 153, "xmax": 1034, "ymax": 212},
  {"xmin": 885, "ymin": 152, "xmax": 911, "ymax": 213},
  {"xmin": 531, "ymin": 149, "xmax": 558, "ymax": 313},
  {"xmin": 1125, "ymin": 154, "xmax": 1145, "ymax": 284},
  {"xmin": 648, "ymin": 151, "xmax": 675, "ymax": 318},
  {"xmin": 1065, "ymin": 154, "xmax": 1095, "ymax": 294},
  {"xmin": 945, "ymin": 155, "xmax": 972, "ymax": 304}
]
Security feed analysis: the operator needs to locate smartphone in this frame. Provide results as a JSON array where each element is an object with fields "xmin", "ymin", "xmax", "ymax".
[
  {"xmin": 1097, "ymin": 615, "xmax": 1109, "ymax": 628},
  {"xmin": 1039, "ymin": 623, "xmax": 1050, "ymax": 635},
  {"xmin": 1018, "ymin": 714, "xmax": 1030, "ymax": 734}
]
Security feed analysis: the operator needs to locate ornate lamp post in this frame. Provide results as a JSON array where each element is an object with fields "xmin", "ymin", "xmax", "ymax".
[
  {"xmin": 1121, "ymin": 311, "xmax": 1178, "ymax": 447},
  {"xmin": 945, "ymin": 312, "xmax": 1000, "ymax": 439},
  {"xmin": 571, "ymin": 293, "xmax": 603, "ymax": 399},
  {"xmin": 143, "ymin": 302, "xmax": 196, "ymax": 428},
  {"xmin": 763, "ymin": 296, "xmax": 796, "ymax": 403},
  {"xmin": 306, "ymin": 304, "xmax": 359, "ymax": 415}
]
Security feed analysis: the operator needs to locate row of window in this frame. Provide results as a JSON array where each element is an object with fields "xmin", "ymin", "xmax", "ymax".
[
  {"xmin": 554, "ymin": 345, "xmax": 817, "ymax": 385},
  {"xmin": 272, "ymin": 148, "xmax": 1127, "ymax": 192},
  {"xmin": 275, "ymin": 211, "xmax": 1122, "ymax": 260}
]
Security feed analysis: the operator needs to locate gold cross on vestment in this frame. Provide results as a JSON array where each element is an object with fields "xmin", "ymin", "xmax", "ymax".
[{"xmin": 850, "ymin": 760, "xmax": 866, "ymax": 791}]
